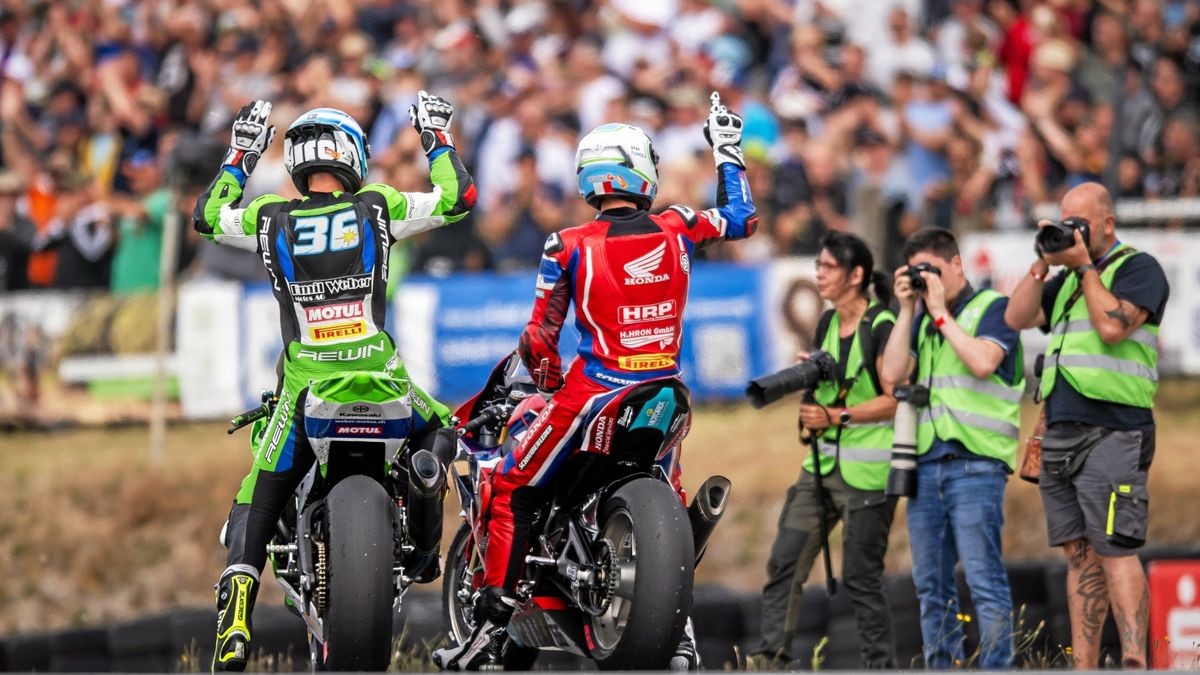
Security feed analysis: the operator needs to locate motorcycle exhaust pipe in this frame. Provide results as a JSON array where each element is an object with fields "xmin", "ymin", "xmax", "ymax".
[
  {"xmin": 407, "ymin": 449, "xmax": 447, "ymax": 554},
  {"xmin": 688, "ymin": 475, "xmax": 732, "ymax": 565},
  {"xmin": 406, "ymin": 428, "xmax": 456, "ymax": 554}
]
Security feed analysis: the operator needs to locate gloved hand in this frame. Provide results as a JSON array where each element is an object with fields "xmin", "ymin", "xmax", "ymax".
[
  {"xmin": 702, "ymin": 92, "xmax": 745, "ymax": 169},
  {"xmin": 533, "ymin": 357, "xmax": 563, "ymax": 398},
  {"xmin": 224, "ymin": 100, "xmax": 275, "ymax": 178},
  {"xmin": 408, "ymin": 90, "xmax": 456, "ymax": 155}
]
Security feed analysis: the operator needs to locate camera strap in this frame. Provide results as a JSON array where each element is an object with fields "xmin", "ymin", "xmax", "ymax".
[{"xmin": 1036, "ymin": 246, "xmax": 1137, "ymax": 403}]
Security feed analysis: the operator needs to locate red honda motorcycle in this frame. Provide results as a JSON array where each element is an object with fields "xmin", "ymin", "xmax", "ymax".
[{"xmin": 443, "ymin": 353, "xmax": 731, "ymax": 670}]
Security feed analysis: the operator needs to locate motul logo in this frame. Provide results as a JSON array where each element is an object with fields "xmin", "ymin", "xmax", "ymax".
[
  {"xmin": 623, "ymin": 242, "xmax": 669, "ymax": 285},
  {"xmin": 619, "ymin": 300, "xmax": 676, "ymax": 324},
  {"xmin": 335, "ymin": 425, "xmax": 383, "ymax": 436},
  {"xmin": 306, "ymin": 302, "xmax": 363, "ymax": 322}
]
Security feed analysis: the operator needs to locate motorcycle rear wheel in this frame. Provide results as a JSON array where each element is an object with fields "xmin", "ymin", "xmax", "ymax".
[
  {"xmin": 589, "ymin": 477, "xmax": 695, "ymax": 670},
  {"xmin": 317, "ymin": 475, "xmax": 395, "ymax": 671}
]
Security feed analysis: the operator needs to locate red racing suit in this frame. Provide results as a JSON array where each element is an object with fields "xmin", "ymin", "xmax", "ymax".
[{"xmin": 484, "ymin": 161, "xmax": 758, "ymax": 591}]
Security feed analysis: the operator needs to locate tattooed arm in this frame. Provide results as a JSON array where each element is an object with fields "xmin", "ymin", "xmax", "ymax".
[{"xmin": 1077, "ymin": 268, "xmax": 1151, "ymax": 345}]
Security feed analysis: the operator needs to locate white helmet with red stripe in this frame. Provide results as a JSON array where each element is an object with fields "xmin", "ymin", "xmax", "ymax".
[{"xmin": 575, "ymin": 123, "xmax": 659, "ymax": 209}]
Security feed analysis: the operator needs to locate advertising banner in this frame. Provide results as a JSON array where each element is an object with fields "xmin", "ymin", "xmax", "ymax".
[
  {"xmin": 1149, "ymin": 560, "xmax": 1200, "ymax": 669},
  {"xmin": 397, "ymin": 262, "xmax": 769, "ymax": 404},
  {"xmin": 0, "ymin": 289, "xmax": 176, "ymax": 426}
]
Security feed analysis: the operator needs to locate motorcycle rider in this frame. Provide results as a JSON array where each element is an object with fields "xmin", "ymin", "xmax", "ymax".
[
  {"xmin": 193, "ymin": 94, "xmax": 475, "ymax": 671},
  {"xmin": 433, "ymin": 93, "xmax": 758, "ymax": 671}
]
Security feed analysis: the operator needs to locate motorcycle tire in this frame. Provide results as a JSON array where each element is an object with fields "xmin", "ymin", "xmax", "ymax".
[
  {"xmin": 318, "ymin": 475, "xmax": 395, "ymax": 671},
  {"xmin": 442, "ymin": 522, "xmax": 540, "ymax": 670},
  {"xmin": 589, "ymin": 477, "xmax": 695, "ymax": 670}
]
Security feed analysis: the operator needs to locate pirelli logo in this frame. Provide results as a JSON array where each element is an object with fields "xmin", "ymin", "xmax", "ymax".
[
  {"xmin": 617, "ymin": 354, "xmax": 676, "ymax": 371},
  {"xmin": 310, "ymin": 320, "xmax": 367, "ymax": 341}
]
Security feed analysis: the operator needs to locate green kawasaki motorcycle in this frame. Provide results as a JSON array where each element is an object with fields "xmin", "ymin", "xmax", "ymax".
[{"xmin": 228, "ymin": 371, "xmax": 453, "ymax": 671}]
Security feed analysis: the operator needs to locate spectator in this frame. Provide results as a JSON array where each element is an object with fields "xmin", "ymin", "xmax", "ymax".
[
  {"xmin": 478, "ymin": 149, "xmax": 568, "ymax": 271},
  {"xmin": 899, "ymin": 68, "xmax": 954, "ymax": 218},
  {"xmin": 0, "ymin": 0, "xmax": 1194, "ymax": 280},
  {"xmin": 778, "ymin": 141, "xmax": 851, "ymax": 255},
  {"xmin": 1144, "ymin": 111, "xmax": 1200, "ymax": 199},
  {"xmin": 109, "ymin": 150, "xmax": 171, "ymax": 294},
  {"xmin": 0, "ymin": 170, "xmax": 30, "ymax": 291},
  {"xmin": 866, "ymin": 7, "xmax": 936, "ymax": 93},
  {"xmin": 41, "ymin": 170, "xmax": 113, "ymax": 290}
]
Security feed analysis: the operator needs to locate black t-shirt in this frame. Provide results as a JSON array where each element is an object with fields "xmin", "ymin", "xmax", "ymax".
[
  {"xmin": 0, "ymin": 229, "xmax": 28, "ymax": 291},
  {"xmin": 1040, "ymin": 250, "xmax": 1170, "ymax": 429},
  {"xmin": 819, "ymin": 311, "xmax": 893, "ymax": 397}
]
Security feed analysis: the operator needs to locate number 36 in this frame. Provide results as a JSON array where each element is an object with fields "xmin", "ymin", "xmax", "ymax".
[{"xmin": 293, "ymin": 211, "xmax": 360, "ymax": 256}]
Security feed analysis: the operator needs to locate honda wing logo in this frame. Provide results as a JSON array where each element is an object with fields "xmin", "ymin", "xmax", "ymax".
[{"xmin": 623, "ymin": 242, "xmax": 669, "ymax": 285}]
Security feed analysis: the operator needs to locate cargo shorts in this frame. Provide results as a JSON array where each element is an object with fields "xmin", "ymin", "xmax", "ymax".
[{"xmin": 1038, "ymin": 422, "xmax": 1154, "ymax": 557}]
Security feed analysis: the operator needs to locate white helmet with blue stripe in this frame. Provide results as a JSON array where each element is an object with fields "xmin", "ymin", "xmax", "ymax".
[
  {"xmin": 575, "ymin": 123, "xmax": 659, "ymax": 209},
  {"xmin": 284, "ymin": 108, "xmax": 371, "ymax": 194}
]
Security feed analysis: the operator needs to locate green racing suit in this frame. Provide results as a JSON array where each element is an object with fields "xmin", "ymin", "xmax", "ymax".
[{"xmin": 193, "ymin": 148, "xmax": 474, "ymax": 569}]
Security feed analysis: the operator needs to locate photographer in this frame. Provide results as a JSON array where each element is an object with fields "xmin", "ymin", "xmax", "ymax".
[
  {"xmin": 1005, "ymin": 182, "xmax": 1169, "ymax": 669},
  {"xmin": 753, "ymin": 233, "xmax": 899, "ymax": 668},
  {"xmin": 880, "ymin": 228, "xmax": 1023, "ymax": 669}
]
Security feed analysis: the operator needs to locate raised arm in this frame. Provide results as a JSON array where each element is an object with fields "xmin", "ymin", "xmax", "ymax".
[
  {"xmin": 699, "ymin": 92, "xmax": 758, "ymax": 244},
  {"xmin": 1005, "ymin": 239, "xmax": 1051, "ymax": 330},
  {"xmin": 361, "ymin": 91, "xmax": 475, "ymax": 241},
  {"xmin": 192, "ymin": 100, "xmax": 281, "ymax": 250},
  {"xmin": 881, "ymin": 268, "xmax": 918, "ymax": 388}
]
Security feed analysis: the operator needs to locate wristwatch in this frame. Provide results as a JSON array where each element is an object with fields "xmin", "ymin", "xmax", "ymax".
[
  {"xmin": 839, "ymin": 409, "xmax": 853, "ymax": 426},
  {"xmin": 1075, "ymin": 263, "xmax": 1096, "ymax": 277}
]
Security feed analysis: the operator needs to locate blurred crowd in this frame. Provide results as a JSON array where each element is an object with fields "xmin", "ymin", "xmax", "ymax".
[{"xmin": 0, "ymin": 0, "xmax": 1198, "ymax": 291}]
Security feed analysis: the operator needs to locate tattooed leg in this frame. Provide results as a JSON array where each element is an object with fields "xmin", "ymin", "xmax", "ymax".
[
  {"xmin": 1064, "ymin": 539, "xmax": 1108, "ymax": 669},
  {"xmin": 1101, "ymin": 554, "xmax": 1149, "ymax": 669}
]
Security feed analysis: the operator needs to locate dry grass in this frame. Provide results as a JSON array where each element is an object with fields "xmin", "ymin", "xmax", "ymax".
[{"xmin": 2, "ymin": 380, "xmax": 1198, "ymax": 633}]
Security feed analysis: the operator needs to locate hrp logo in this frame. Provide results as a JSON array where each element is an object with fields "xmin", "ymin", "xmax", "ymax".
[{"xmin": 619, "ymin": 300, "xmax": 677, "ymax": 324}]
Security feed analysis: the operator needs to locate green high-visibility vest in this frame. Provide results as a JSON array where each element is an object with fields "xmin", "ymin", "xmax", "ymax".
[
  {"xmin": 803, "ymin": 303, "xmax": 896, "ymax": 491},
  {"xmin": 1041, "ymin": 244, "xmax": 1158, "ymax": 408},
  {"xmin": 915, "ymin": 289, "xmax": 1024, "ymax": 469}
]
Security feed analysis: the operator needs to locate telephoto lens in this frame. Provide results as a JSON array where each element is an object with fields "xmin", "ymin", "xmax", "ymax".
[
  {"xmin": 885, "ymin": 384, "xmax": 927, "ymax": 498},
  {"xmin": 745, "ymin": 351, "xmax": 837, "ymax": 409}
]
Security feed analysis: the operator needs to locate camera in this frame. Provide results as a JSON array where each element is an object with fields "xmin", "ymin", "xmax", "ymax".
[
  {"xmin": 885, "ymin": 384, "xmax": 930, "ymax": 498},
  {"xmin": 1035, "ymin": 217, "xmax": 1090, "ymax": 255},
  {"xmin": 746, "ymin": 351, "xmax": 837, "ymax": 409},
  {"xmin": 906, "ymin": 262, "xmax": 941, "ymax": 293}
]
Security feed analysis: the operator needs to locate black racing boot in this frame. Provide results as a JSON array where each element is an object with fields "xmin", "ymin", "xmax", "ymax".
[
  {"xmin": 670, "ymin": 617, "xmax": 702, "ymax": 671},
  {"xmin": 212, "ymin": 565, "xmax": 259, "ymax": 672},
  {"xmin": 432, "ymin": 587, "xmax": 517, "ymax": 671}
]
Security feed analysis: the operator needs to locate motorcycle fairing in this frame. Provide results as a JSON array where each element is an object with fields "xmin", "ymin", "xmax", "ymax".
[{"xmin": 303, "ymin": 371, "xmax": 414, "ymax": 464}]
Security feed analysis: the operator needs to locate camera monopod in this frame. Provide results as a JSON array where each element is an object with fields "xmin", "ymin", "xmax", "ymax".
[{"xmin": 799, "ymin": 394, "xmax": 838, "ymax": 597}]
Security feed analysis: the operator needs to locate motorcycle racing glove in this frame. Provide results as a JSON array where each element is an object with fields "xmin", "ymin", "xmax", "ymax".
[
  {"xmin": 409, "ymin": 90, "xmax": 456, "ymax": 156},
  {"xmin": 702, "ymin": 92, "xmax": 745, "ymax": 170},
  {"xmin": 224, "ymin": 100, "xmax": 276, "ymax": 182}
]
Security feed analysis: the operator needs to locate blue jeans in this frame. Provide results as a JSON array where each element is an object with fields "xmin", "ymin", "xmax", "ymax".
[{"xmin": 907, "ymin": 458, "xmax": 1013, "ymax": 669}]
